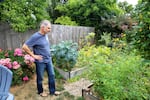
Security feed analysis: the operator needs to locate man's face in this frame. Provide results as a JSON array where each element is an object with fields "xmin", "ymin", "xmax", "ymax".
[{"xmin": 43, "ymin": 24, "xmax": 51, "ymax": 34}]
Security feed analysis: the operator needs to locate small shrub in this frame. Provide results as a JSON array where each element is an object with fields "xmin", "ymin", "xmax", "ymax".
[{"xmin": 51, "ymin": 41, "xmax": 78, "ymax": 71}]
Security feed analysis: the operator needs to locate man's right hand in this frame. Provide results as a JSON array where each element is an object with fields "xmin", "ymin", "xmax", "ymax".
[{"xmin": 33, "ymin": 55, "xmax": 43, "ymax": 60}]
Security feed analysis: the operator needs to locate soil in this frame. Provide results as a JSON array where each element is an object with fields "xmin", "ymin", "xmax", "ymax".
[
  {"xmin": 64, "ymin": 78, "xmax": 91, "ymax": 97},
  {"xmin": 10, "ymin": 74, "xmax": 91, "ymax": 100}
]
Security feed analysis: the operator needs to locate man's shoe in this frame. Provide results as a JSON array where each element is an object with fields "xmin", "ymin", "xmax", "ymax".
[
  {"xmin": 39, "ymin": 92, "xmax": 48, "ymax": 97},
  {"xmin": 54, "ymin": 91, "xmax": 61, "ymax": 96},
  {"xmin": 50, "ymin": 91, "xmax": 61, "ymax": 96}
]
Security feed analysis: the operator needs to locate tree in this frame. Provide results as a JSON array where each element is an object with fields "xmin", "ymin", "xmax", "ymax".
[
  {"xmin": 47, "ymin": 0, "xmax": 68, "ymax": 23},
  {"xmin": 0, "ymin": 0, "xmax": 50, "ymax": 32},
  {"xmin": 55, "ymin": 0, "xmax": 123, "ymax": 45},
  {"xmin": 129, "ymin": 0, "xmax": 150, "ymax": 59},
  {"xmin": 118, "ymin": 1, "xmax": 133, "ymax": 15}
]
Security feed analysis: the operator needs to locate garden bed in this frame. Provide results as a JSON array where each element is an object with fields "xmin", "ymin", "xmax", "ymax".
[{"xmin": 54, "ymin": 67, "xmax": 87, "ymax": 79}]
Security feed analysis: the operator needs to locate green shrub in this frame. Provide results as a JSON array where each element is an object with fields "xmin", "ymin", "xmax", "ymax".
[
  {"xmin": 54, "ymin": 16, "xmax": 78, "ymax": 26},
  {"xmin": 128, "ymin": 1, "xmax": 150, "ymax": 59},
  {"xmin": 75, "ymin": 45, "xmax": 111, "ymax": 69},
  {"xmin": 79, "ymin": 45, "xmax": 150, "ymax": 99}
]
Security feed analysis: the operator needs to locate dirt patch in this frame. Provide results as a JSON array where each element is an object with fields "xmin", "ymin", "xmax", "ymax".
[
  {"xmin": 10, "ymin": 75, "xmax": 91, "ymax": 100},
  {"xmin": 64, "ymin": 78, "xmax": 91, "ymax": 97},
  {"xmin": 10, "ymin": 75, "xmax": 58, "ymax": 100}
]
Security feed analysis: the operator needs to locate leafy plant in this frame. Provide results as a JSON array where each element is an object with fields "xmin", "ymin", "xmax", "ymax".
[
  {"xmin": 78, "ymin": 32, "xmax": 95, "ymax": 49},
  {"xmin": 0, "ymin": 48, "xmax": 35, "ymax": 85},
  {"xmin": 98, "ymin": 32, "xmax": 112, "ymax": 46},
  {"xmin": 54, "ymin": 16, "xmax": 78, "ymax": 26},
  {"xmin": 75, "ymin": 45, "xmax": 111, "ymax": 69},
  {"xmin": 112, "ymin": 33, "xmax": 127, "ymax": 49},
  {"xmin": 51, "ymin": 41, "xmax": 78, "ymax": 71}
]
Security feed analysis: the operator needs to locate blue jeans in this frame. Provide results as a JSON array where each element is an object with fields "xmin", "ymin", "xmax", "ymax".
[{"xmin": 35, "ymin": 60, "xmax": 55, "ymax": 94}]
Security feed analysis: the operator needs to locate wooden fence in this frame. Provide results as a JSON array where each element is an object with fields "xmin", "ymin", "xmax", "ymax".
[{"xmin": 0, "ymin": 23, "xmax": 94, "ymax": 50}]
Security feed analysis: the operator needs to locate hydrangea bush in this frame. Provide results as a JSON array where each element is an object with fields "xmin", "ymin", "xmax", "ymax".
[{"xmin": 0, "ymin": 48, "xmax": 35, "ymax": 86}]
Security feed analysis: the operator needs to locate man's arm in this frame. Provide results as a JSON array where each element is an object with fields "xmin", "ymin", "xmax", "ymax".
[{"xmin": 22, "ymin": 44, "xmax": 42, "ymax": 60}]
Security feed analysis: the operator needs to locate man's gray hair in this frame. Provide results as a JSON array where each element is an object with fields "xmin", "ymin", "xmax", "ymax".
[{"xmin": 40, "ymin": 20, "xmax": 51, "ymax": 28}]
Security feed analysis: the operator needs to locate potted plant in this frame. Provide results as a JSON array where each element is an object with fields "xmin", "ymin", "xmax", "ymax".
[{"xmin": 51, "ymin": 41, "xmax": 79, "ymax": 79}]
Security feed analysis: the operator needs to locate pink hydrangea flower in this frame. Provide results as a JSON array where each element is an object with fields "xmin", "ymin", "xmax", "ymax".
[
  {"xmin": 14, "ymin": 48, "xmax": 23, "ymax": 56},
  {"xmin": 24, "ymin": 54, "xmax": 35, "ymax": 65},
  {"xmin": 23, "ymin": 76, "xmax": 29, "ymax": 81},
  {"xmin": 12, "ymin": 61, "xmax": 20, "ymax": 69},
  {"xmin": 0, "ymin": 58, "xmax": 12, "ymax": 69}
]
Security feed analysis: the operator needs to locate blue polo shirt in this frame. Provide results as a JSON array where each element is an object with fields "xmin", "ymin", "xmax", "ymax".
[{"xmin": 25, "ymin": 32, "xmax": 51, "ymax": 63}]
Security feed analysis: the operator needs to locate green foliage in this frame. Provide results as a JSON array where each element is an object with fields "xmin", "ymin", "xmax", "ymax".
[
  {"xmin": 95, "ymin": 15, "xmax": 134, "ymax": 45},
  {"xmin": 78, "ymin": 32, "xmax": 95, "ymax": 49},
  {"xmin": 118, "ymin": 1, "xmax": 134, "ymax": 15},
  {"xmin": 76, "ymin": 45, "xmax": 111, "ymax": 69},
  {"xmin": 56, "ymin": 0, "xmax": 122, "ymax": 27},
  {"xmin": 0, "ymin": 0, "xmax": 50, "ymax": 32},
  {"xmin": 78, "ymin": 45, "xmax": 150, "ymax": 99},
  {"xmin": 55, "ymin": 0, "xmax": 124, "ymax": 45},
  {"xmin": 129, "ymin": 1, "xmax": 150, "ymax": 59},
  {"xmin": 96, "ymin": 31, "xmax": 127, "ymax": 49},
  {"xmin": 51, "ymin": 41, "xmax": 78, "ymax": 71},
  {"xmin": 93, "ymin": 13, "xmax": 135, "ymax": 46},
  {"xmin": 54, "ymin": 16, "xmax": 78, "ymax": 26},
  {"xmin": 47, "ymin": 0, "xmax": 60, "ymax": 23},
  {"xmin": 98, "ymin": 32, "xmax": 112, "ymax": 46}
]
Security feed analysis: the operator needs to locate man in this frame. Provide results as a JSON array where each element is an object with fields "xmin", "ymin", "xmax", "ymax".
[{"xmin": 22, "ymin": 20, "xmax": 60, "ymax": 97}]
